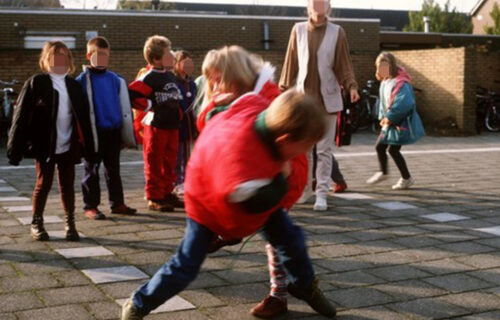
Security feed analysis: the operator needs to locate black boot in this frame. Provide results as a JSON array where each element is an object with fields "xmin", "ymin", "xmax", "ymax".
[
  {"xmin": 30, "ymin": 216, "xmax": 49, "ymax": 241},
  {"xmin": 64, "ymin": 212, "xmax": 80, "ymax": 241},
  {"xmin": 287, "ymin": 278, "xmax": 337, "ymax": 318}
]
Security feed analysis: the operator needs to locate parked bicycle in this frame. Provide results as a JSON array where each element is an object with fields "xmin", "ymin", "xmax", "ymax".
[
  {"xmin": 0, "ymin": 79, "xmax": 20, "ymax": 141},
  {"xmin": 476, "ymin": 84, "xmax": 500, "ymax": 133},
  {"xmin": 351, "ymin": 79, "xmax": 380, "ymax": 133}
]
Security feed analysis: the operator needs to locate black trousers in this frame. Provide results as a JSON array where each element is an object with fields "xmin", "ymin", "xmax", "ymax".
[{"xmin": 375, "ymin": 138, "xmax": 411, "ymax": 179}]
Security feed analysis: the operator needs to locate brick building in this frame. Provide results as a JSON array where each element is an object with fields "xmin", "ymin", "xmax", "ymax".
[{"xmin": 471, "ymin": 0, "xmax": 500, "ymax": 34}]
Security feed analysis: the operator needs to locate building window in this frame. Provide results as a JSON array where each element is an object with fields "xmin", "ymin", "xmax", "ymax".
[{"xmin": 24, "ymin": 36, "xmax": 76, "ymax": 49}]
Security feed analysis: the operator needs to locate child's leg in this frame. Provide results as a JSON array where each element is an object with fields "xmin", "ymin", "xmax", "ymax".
[
  {"xmin": 101, "ymin": 129, "xmax": 125, "ymax": 208},
  {"xmin": 265, "ymin": 243, "xmax": 288, "ymax": 300},
  {"xmin": 130, "ymin": 218, "xmax": 214, "ymax": 315},
  {"xmin": 260, "ymin": 209, "xmax": 314, "ymax": 288},
  {"xmin": 260, "ymin": 209, "xmax": 336, "ymax": 317},
  {"xmin": 163, "ymin": 129, "xmax": 179, "ymax": 195},
  {"xmin": 81, "ymin": 157, "xmax": 101, "ymax": 210},
  {"xmin": 143, "ymin": 126, "xmax": 167, "ymax": 200},
  {"xmin": 33, "ymin": 159, "xmax": 56, "ymax": 219},
  {"xmin": 375, "ymin": 138, "xmax": 389, "ymax": 174},
  {"xmin": 388, "ymin": 145, "xmax": 411, "ymax": 179},
  {"xmin": 55, "ymin": 152, "xmax": 75, "ymax": 215}
]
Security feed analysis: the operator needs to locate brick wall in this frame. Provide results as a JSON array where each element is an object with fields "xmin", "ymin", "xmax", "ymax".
[
  {"xmin": 0, "ymin": 9, "xmax": 379, "ymax": 87},
  {"xmin": 391, "ymin": 47, "xmax": 476, "ymax": 134}
]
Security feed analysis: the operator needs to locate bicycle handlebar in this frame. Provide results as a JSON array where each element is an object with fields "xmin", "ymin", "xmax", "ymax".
[{"xmin": 0, "ymin": 79, "xmax": 20, "ymax": 86}]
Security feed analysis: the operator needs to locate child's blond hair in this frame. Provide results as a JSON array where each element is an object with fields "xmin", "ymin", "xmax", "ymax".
[
  {"xmin": 375, "ymin": 51, "xmax": 399, "ymax": 81},
  {"xmin": 218, "ymin": 45, "xmax": 263, "ymax": 96},
  {"xmin": 266, "ymin": 89, "xmax": 326, "ymax": 143},
  {"xmin": 143, "ymin": 35, "xmax": 171, "ymax": 65},
  {"xmin": 39, "ymin": 40, "xmax": 75, "ymax": 74}
]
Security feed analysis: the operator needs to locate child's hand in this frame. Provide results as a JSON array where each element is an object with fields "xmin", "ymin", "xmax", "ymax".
[
  {"xmin": 380, "ymin": 118, "xmax": 391, "ymax": 127},
  {"xmin": 213, "ymin": 92, "xmax": 237, "ymax": 106},
  {"xmin": 282, "ymin": 161, "xmax": 292, "ymax": 178}
]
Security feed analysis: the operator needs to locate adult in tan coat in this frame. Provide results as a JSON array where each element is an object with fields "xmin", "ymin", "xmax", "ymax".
[{"xmin": 280, "ymin": 0, "xmax": 359, "ymax": 211}]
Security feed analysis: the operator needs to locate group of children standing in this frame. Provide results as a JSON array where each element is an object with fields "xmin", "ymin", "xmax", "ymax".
[
  {"xmin": 7, "ymin": 35, "xmax": 197, "ymax": 240},
  {"xmin": 6, "ymin": 25, "xmax": 424, "ymax": 319}
]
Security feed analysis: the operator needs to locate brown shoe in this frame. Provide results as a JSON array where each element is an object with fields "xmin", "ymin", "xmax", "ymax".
[
  {"xmin": 164, "ymin": 193, "xmax": 184, "ymax": 208},
  {"xmin": 287, "ymin": 278, "xmax": 336, "ymax": 318},
  {"xmin": 148, "ymin": 200, "xmax": 174, "ymax": 212},
  {"xmin": 250, "ymin": 295, "xmax": 287, "ymax": 319}
]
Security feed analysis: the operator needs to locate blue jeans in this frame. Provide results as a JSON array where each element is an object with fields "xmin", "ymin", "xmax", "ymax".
[{"xmin": 131, "ymin": 209, "xmax": 315, "ymax": 315}]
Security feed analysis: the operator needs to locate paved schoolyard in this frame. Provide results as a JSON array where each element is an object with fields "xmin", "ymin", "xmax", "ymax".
[{"xmin": 0, "ymin": 131, "xmax": 499, "ymax": 320}]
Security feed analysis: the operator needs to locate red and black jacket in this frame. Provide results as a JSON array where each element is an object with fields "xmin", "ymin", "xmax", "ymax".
[
  {"xmin": 128, "ymin": 69, "xmax": 183, "ymax": 130},
  {"xmin": 7, "ymin": 74, "xmax": 95, "ymax": 165}
]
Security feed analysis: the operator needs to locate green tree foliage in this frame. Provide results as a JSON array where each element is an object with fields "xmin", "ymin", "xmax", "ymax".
[
  {"xmin": 117, "ymin": 0, "xmax": 175, "ymax": 10},
  {"xmin": 484, "ymin": 2, "xmax": 500, "ymax": 35},
  {"xmin": 404, "ymin": 0, "xmax": 472, "ymax": 34}
]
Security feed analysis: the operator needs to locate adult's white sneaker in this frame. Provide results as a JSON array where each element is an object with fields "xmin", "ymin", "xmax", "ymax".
[
  {"xmin": 313, "ymin": 196, "xmax": 328, "ymax": 211},
  {"xmin": 392, "ymin": 177, "xmax": 414, "ymax": 190},
  {"xmin": 366, "ymin": 172, "xmax": 389, "ymax": 185}
]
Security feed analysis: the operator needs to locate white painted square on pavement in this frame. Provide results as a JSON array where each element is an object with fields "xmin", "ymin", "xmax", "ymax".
[
  {"xmin": 474, "ymin": 226, "xmax": 500, "ymax": 237},
  {"xmin": 372, "ymin": 202, "xmax": 418, "ymax": 210},
  {"xmin": 0, "ymin": 196, "xmax": 30, "ymax": 202},
  {"xmin": 50, "ymin": 230, "xmax": 86, "ymax": 240},
  {"xmin": 82, "ymin": 266, "xmax": 149, "ymax": 284},
  {"xmin": 422, "ymin": 213, "xmax": 469, "ymax": 222},
  {"xmin": 5, "ymin": 205, "xmax": 32, "ymax": 213},
  {"xmin": 0, "ymin": 186, "xmax": 17, "ymax": 192},
  {"xmin": 116, "ymin": 295, "xmax": 195, "ymax": 313},
  {"xmin": 0, "ymin": 179, "xmax": 6, "ymax": 184},
  {"xmin": 55, "ymin": 246, "xmax": 114, "ymax": 259},
  {"xmin": 333, "ymin": 193, "xmax": 374, "ymax": 200},
  {"xmin": 16, "ymin": 215, "xmax": 63, "ymax": 225}
]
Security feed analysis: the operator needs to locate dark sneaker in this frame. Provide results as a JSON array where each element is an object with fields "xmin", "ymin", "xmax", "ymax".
[
  {"xmin": 164, "ymin": 193, "xmax": 184, "ymax": 208},
  {"xmin": 287, "ymin": 278, "xmax": 337, "ymax": 318},
  {"xmin": 121, "ymin": 298, "xmax": 143, "ymax": 320},
  {"xmin": 250, "ymin": 295, "xmax": 288, "ymax": 319},
  {"xmin": 111, "ymin": 204, "xmax": 137, "ymax": 215},
  {"xmin": 64, "ymin": 213, "xmax": 80, "ymax": 242},
  {"xmin": 148, "ymin": 200, "xmax": 174, "ymax": 212},
  {"xmin": 85, "ymin": 208, "xmax": 106, "ymax": 220},
  {"xmin": 30, "ymin": 218, "xmax": 49, "ymax": 241},
  {"xmin": 207, "ymin": 236, "xmax": 242, "ymax": 253},
  {"xmin": 333, "ymin": 181, "xmax": 348, "ymax": 193}
]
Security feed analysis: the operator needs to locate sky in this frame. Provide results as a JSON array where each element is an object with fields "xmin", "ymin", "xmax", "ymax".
[{"xmin": 60, "ymin": 0, "xmax": 479, "ymax": 13}]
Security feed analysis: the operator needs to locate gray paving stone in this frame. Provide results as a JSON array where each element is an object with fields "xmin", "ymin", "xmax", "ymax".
[
  {"xmin": 208, "ymin": 283, "xmax": 268, "ymax": 304},
  {"xmin": 371, "ymin": 279, "xmax": 447, "ymax": 301},
  {"xmin": 0, "ymin": 196, "xmax": 30, "ymax": 202},
  {"xmin": 455, "ymin": 310, "xmax": 500, "ymax": 320},
  {"xmin": 117, "ymin": 295, "xmax": 195, "ymax": 313},
  {"xmin": 15, "ymin": 305, "xmax": 94, "ymax": 320},
  {"xmin": 437, "ymin": 241, "xmax": 497, "ymax": 255},
  {"xmin": 338, "ymin": 306, "xmax": 413, "ymax": 320},
  {"xmin": 0, "ymin": 313, "xmax": 16, "ymax": 320},
  {"xmin": 321, "ymin": 270, "xmax": 386, "ymax": 288},
  {"xmin": 14, "ymin": 258, "xmax": 74, "ymax": 274},
  {"xmin": 366, "ymin": 264, "xmax": 433, "ymax": 282},
  {"xmin": 455, "ymin": 253, "xmax": 500, "ymax": 269},
  {"xmin": 308, "ymin": 243, "xmax": 365, "ymax": 259},
  {"xmin": 327, "ymin": 287, "xmax": 395, "ymax": 308},
  {"xmin": 0, "ymin": 187, "xmax": 17, "ymax": 192},
  {"xmin": 332, "ymin": 193, "xmax": 374, "ymax": 200},
  {"xmin": 0, "ymin": 274, "xmax": 59, "ymax": 292},
  {"xmin": 211, "ymin": 266, "xmax": 268, "ymax": 284},
  {"xmin": 4, "ymin": 205, "xmax": 32, "ymax": 213},
  {"xmin": 38, "ymin": 285, "xmax": 107, "ymax": 306},
  {"xmin": 411, "ymin": 258, "xmax": 477, "ymax": 275},
  {"xmin": 186, "ymin": 271, "xmax": 229, "ymax": 290},
  {"xmin": 386, "ymin": 297, "xmax": 469, "ymax": 319},
  {"xmin": 52, "ymin": 270, "xmax": 93, "ymax": 287},
  {"xmin": 467, "ymin": 268, "xmax": 500, "ymax": 286},
  {"xmin": 434, "ymin": 292, "xmax": 500, "ymax": 313},
  {"xmin": 87, "ymin": 301, "xmax": 121, "ymax": 320},
  {"xmin": 0, "ymin": 292, "xmax": 43, "ymax": 312},
  {"xmin": 423, "ymin": 273, "xmax": 493, "ymax": 293},
  {"xmin": 99, "ymin": 280, "xmax": 148, "ymax": 299},
  {"xmin": 82, "ymin": 266, "xmax": 149, "ymax": 284},
  {"xmin": 55, "ymin": 246, "xmax": 114, "ymax": 259},
  {"xmin": 180, "ymin": 289, "xmax": 226, "ymax": 308},
  {"xmin": 17, "ymin": 215, "xmax": 63, "ymax": 225}
]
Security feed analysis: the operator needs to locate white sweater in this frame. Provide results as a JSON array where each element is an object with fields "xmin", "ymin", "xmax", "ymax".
[{"xmin": 50, "ymin": 73, "xmax": 73, "ymax": 154}]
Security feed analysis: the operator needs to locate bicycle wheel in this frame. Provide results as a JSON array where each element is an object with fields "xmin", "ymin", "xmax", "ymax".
[{"xmin": 485, "ymin": 105, "xmax": 500, "ymax": 132}]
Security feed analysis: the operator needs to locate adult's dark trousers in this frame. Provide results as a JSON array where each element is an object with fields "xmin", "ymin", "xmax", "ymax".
[
  {"xmin": 81, "ymin": 128, "xmax": 124, "ymax": 210},
  {"xmin": 33, "ymin": 151, "xmax": 75, "ymax": 220},
  {"xmin": 375, "ymin": 138, "xmax": 411, "ymax": 179}
]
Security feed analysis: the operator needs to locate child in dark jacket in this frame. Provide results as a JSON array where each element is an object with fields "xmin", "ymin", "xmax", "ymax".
[
  {"xmin": 128, "ymin": 35, "xmax": 184, "ymax": 212},
  {"xmin": 173, "ymin": 50, "xmax": 197, "ymax": 195},
  {"xmin": 76, "ymin": 36, "xmax": 136, "ymax": 220},
  {"xmin": 7, "ymin": 41, "xmax": 95, "ymax": 241}
]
